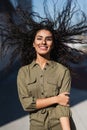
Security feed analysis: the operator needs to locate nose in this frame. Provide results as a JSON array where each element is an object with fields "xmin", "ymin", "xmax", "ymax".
[{"xmin": 42, "ymin": 39, "xmax": 46, "ymax": 44}]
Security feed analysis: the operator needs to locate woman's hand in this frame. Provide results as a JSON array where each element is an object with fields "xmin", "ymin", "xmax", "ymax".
[
  {"xmin": 56, "ymin": 92, "xmax": 70, "ymax": 106},
  {"xmin": 36, "ymin": 92, "xmax": 70, "ymax": 109}
]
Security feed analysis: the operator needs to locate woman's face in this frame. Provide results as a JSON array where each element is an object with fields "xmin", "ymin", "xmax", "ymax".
[{"xmin": 33, "ymin": 29, "xmax": 53, "ymax": 57}]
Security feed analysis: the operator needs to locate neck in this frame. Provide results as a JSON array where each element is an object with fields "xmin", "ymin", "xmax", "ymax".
[{"xmin": 36, "ymin": 54, "xmax": 50, "ymax": 69}]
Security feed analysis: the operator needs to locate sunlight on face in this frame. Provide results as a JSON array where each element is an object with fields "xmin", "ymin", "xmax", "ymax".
[{"xmin": 33, "ymin": 29, "xmax": 53, "ymax": 57}]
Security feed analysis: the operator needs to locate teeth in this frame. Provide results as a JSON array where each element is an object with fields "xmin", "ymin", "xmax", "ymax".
[
  {"xmin": 40, "ymin": 46, "xmax": 47, "ymax": 47},
  {"xmin": 40, "ymin": 45, "xmax": 46, "ymax": 47},
  {"xmin": 40, "ymin": 47, "xmax": 47, "ymax": 49}
]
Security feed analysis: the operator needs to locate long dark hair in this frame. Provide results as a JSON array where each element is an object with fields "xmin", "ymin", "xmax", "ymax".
[{"xmin": 0, "ymin": 0, "xmax": 87, "ymax": 70}]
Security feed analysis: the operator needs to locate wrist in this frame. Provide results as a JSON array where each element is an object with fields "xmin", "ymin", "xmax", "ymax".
[{"xmin": 52, "ymin": 96, "xmax": 58, "ymax": 104}]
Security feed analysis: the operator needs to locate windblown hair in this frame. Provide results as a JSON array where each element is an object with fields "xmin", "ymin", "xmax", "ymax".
[{"xmin": 0, "ymin": 0, "xmax": 87, "ymax": 70}]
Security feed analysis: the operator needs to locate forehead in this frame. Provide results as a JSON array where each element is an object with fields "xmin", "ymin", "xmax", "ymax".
[{"xmin": 36, "ymin": 29, "xmax": 52, "ymax": 36}]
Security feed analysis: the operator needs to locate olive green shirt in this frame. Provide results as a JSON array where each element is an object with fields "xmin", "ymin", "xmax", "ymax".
[{"xmin": 17, "ymin": 60, "xmax": 71, "ymax": 126}]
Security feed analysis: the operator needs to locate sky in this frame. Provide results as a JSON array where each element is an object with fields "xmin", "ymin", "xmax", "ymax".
[
  {"xmin": 32, "ymin": 0, "xmax": 87, "ymax": 14},
  {"xmin": 32, "ymin": 0, "xmax": 87, "ymax": 25},
  {"xmin": 10, "ymin": 0, "xmax": 87, "ymax": 12},
  {"xmin": 10, "ymin": 0, "xmax": 87, "ymax": 24}
]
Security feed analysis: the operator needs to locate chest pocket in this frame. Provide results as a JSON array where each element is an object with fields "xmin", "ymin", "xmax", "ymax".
[
  {"xmin": 46, "ymin": 78, "xmax": 60, "ymax": 97},
  {"xmin": 27, "ymin": 78, "xmax": 39, "ymax": 97}
]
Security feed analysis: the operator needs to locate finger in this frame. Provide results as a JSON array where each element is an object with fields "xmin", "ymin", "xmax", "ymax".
[
  {"xmin": 62, "ymin": 92, "xmax": 70, "ymax": 95},
  {"xmin": 64, "ymin": 92, "xmax": 70, "ymax": 96},
  {"xmin": 65, "ymin": 94, "xmax": 70, "ymax": 97},
  {"xmin": 66, "ymin": 104, "xmax": 70, "ymax": 107},
  {"xmin": 62, "ymin": 104, "xmax": 70, "ymax": 107}
]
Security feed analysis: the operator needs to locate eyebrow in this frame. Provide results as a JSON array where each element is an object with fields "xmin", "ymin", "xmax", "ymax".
[{"xmin": 36, "ymin": 35, "xmax": 53, "ymax": 38}]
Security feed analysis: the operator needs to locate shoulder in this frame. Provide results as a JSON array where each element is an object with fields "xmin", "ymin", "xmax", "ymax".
[
  {"xmin": 52, "ymin": 61, "xmax": 70, "ymax": 76},
  {"xmin": 18, "ymin": 65, "xmax": 29, "ymax": 73},
  {"xmin": 54, "ymin": 62, "xmax": 71, "ymax": 82},
  {"xmin": 53, "ymin": 61, "xmax": 69, "ymax": 71},
  {"xmin": 17, "ymin": 64, "xmax": 31, "ymax": 82},
  {"xmin": 17, "ymin": 63, "xmax": 32, "ymax": 76}
]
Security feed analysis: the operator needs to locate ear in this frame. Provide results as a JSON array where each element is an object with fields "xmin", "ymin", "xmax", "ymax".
[{"xmin": 33, "ymin": 42, "xmax": 35, "ymax": 47}]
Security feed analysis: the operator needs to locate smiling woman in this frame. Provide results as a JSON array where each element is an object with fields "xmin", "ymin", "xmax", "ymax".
[
  {"xmin": 33, "ymin": 29, "xmax": 53, "ymax": 59},
  {"xmin": 0, "ymin": 0, "xmax": 87, "ymax": 130},
  {"xmin": 17, "ymin": 25, "xmax": 73, "ymax": 130}
]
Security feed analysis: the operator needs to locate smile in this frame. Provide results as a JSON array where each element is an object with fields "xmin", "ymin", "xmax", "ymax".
[{"xmin": 39, "ymin": 46, "xmax": 48, "ymax": 50}]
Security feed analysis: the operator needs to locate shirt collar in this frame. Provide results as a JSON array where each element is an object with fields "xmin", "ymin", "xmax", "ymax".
[
  {"xmin": 30, "ymin": 60, "xmax": 37, "ymax": 69},
  {"xmin": 30, "ymin": 60, "xmax": 56, "ymax": 69}
]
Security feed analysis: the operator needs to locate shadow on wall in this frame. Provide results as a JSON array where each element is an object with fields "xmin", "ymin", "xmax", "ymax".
[
  {"xmin": 0, "ymin": 62, "xmax": 28, "ymax": 126},
  {"xmin": 71, "ymin": 54, "xmax": 87, "ymax": 90}
]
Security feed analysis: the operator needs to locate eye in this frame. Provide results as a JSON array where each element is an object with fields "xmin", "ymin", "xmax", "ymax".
[
  {"xmin": 46, "ymin": 37, "xmax": 52, "ymax": 41},
  {"xmin": 37, "ymin": 37, "xmax": 42, "ymax": 40}
]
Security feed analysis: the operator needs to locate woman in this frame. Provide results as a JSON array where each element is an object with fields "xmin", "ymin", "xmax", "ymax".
[
  {"xmin": 0, "ymin": 0, "xmax": 87, "ymax": 129},
  {"xmin": 17, "ymin": 26, "xmax": 72, "ymax": 130}
]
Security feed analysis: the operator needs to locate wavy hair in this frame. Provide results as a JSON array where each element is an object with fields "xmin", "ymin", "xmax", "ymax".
[{"xmin": 0, "ymin": 0, "xmax": 87, "ymax": 70}]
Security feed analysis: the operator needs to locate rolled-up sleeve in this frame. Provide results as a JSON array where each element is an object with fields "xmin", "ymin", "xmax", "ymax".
[
  {"xmin": 56, "ymin": 68, "xmax": 72, "ymax": 118},
  {"xmin": 17, "ymin": 67, "xmax": 37, "ymax": 112}
]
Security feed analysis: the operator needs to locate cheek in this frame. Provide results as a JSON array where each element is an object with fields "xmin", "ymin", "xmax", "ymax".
[{"xmin": 49, "ymin": 43, "xmax": 54, "ymax": 49}]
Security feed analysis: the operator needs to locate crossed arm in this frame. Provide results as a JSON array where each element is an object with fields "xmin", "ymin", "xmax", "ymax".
[{"xmin": 36, "ymin": 92, "xmax": 71, "ymax": 130}]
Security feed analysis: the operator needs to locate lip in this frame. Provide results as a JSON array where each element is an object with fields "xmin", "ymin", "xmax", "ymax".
[{"xmin": 39, "ymin": 45, "xmax": 48, "ymax": 50}]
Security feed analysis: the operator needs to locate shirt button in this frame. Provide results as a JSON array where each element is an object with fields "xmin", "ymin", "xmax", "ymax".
[
  {"xmin": 41, "ymin": 92, "xmax": 44, "ymax": 95},
  {"xmin": 40, "ymin": 75, "xmax": 43, "ymax": 77},
  {"xmin": 41, "ymin": 109, "xmax": 46, "ymax": 114}
]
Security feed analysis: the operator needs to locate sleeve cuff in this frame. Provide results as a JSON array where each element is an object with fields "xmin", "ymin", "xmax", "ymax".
[
  {"xmin": 23, "ymin": 96, "xmax": 37, "ymax": 112},
  {"xmin": 56, "ymin": 105, "xmax": 72, "ymax": 118}
]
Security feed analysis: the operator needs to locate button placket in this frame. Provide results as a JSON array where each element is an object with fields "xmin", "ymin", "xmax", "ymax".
[{"xmin": 40, "ymin": 72, "xmax": 44, "ymax": 96}]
